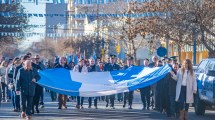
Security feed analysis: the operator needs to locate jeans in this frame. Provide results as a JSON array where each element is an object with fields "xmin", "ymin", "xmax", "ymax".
[
  {"xmin": 15, "ymin": 95, "xmax": 21, "ymax": 110},
  {"xmin": 1, "ymin": 82, "xmax": 7, "ymax": 101},
  {"xmin": 77, "ymin": 96, "xmax": 84, "ymax": 106},
  {"xmin": 106, "ymin": 95, "xmax": 115, "ymax": 107},
  {"xmin": 21, "ymin": 94, "xmax": 33, "ymax": 116},
  {"xmin": 40, "ymin": 88, "xmax": 44, "ymax": 105},
  {"xmin": 117, "ymin": 93, "xmax": 123, "ymax": 102},
  {"xmin": 88, "ymin": 97, "xmax": 98, "ymax": 107},
  {"xmin": 50, "ymin": 91, "xmax": 57, "ymax": 101},
  {"xmin": 11, "ymin": 90, "xmax": 16, "ymax": 109},
  {"xmin": 179, "ymin": 86, "xmax": 189, "ymax": 111},
  {"xmin": 123, "ymin": 91, "xmax": 134, "ymax": 106},
  {"xmin": 140, "ymin": 87, "xmax": 150, "ymax": 108},
  {"xmin": 168, "ymin": 96, "xmax": 176, "ymax": 116}
]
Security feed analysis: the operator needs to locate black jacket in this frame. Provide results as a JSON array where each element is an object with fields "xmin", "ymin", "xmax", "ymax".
[
  {"xmin": 15, "ymin": 68, "xmax": 40, "ymax": 96},
  {"xmin": 13, "ymin": 64, "xmax": 23, "ymax": 83},
  {"xmin": 55, "ymin": 64, "xmax": 70, "ymax": 70},
  {"xmin": 167, "ymin": 71, "xmax": 177, "ymax": 96},
  {"xmin": 104, "ymin": 63, "xmax": 120, "ymax": 71}
]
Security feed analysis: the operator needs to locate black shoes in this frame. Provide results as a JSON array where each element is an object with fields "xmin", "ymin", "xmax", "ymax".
[{"xmin": 123, "ymin": 105, "xmax": 125, "ymax": 108}]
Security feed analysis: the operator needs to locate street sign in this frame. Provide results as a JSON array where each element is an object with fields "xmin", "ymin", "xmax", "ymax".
[
  {"xmin": 116, "ymin": 44, "xmax": 120, "ymax": 54},
  {"xmin": 157, "ymin": 47, "xmax": 167, "ymax": 57}
]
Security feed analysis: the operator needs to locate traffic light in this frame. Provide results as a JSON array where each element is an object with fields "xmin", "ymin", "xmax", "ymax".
[
  {"xmin": 116, "ymin": 44, "xmax": 120, "ymax": 54},
  {"xmin": 101, "ymin": 49, "xmax": 105, "ymax": 55}
]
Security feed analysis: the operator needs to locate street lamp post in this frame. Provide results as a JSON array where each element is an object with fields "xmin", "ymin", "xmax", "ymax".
[{"xmin": 193, "ymin": 27, "xmax": 197, "ymax": 65}]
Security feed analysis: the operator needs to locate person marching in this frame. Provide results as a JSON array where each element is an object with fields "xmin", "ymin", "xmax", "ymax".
[
  {"xmin": 55, "ymin": 57, "xmax": 70, "ymax": 109},
  {"xmin": 140, "ymin": 58, "xmax": 151, "ymax": 110},
  {"xmin": 167, "ymin": 63, "xmax": 179, "ymax": 118},
  {"xmin": 87, "ymin": 58, "xmax": 101, "ymax": 109},
  {"xmin": 175, "ymin": 59, "xmax": 197, "ymax": 120},
  {"xmin": 15, "ymin": 60, "xmax": 40, "ymax": 120},
  {"xmin": 73, "ymin": 59, "xmax": 88, "ymax": 109},
  {"xmin": 104, "ymin": 55, "xmax": 120, "ymax": 109},
  {"xmin": 148, "ymin": 56, "xmax": 158, "ymax": 110},
  {"xmin": 13, "ymin": 55, "xmax": 31, "ymax": 113},
  {"xmin": 122, "ymin": 56, "xmax": 134, "ymax": 109}
]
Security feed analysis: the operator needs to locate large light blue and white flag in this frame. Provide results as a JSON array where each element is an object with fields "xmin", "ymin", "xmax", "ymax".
[{"xmin": 37, "ymin": 64, "xmax": 172, "ymax": 97}]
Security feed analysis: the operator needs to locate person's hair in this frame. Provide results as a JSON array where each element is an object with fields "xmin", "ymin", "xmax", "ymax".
[
  {"xmin": 182, "ymin": 59, "xmax": 194, "ymax": 76},
  {"xmin": 22, "ymin": 55, "xmax": 30, "ymax": 61},
  {"xmin": 152, "ymin": 56, "xmax": 157, "ymax": 60},
  {"xmin": 13, "ymin": 57, "xmax": 20, "ymax": 65},
  {"xmin": 144, "ymin": 58, "xmax": 149, "ymax": 61},
  {"xmin": 26, "ymin": 52, "xmax": 32, "ymax": 56},
  {"xmin": 0, "ymin": 60, "xmax": 7, "ymax": 67}
]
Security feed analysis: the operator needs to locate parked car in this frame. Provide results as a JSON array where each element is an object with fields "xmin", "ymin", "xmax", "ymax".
[
  {"xmin": 193, "ymin": 65, "xmax": 198, "ymax": 71},
  {"xmin": 194, "ymin": 59, "xmax": 215, "ymax": 115}
]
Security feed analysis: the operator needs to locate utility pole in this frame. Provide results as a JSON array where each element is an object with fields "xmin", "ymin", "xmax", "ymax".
[{"xmin": 193, "ymin": 27, "xmax": 197, "ymax": 65}]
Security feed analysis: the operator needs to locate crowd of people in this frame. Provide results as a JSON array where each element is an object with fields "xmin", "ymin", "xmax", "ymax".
[{"xmin": 0, "ymin": 53, "xmax": 197, "ymax": 120}]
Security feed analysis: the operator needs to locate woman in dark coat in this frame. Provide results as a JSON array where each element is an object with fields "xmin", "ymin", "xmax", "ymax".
[{"xmin": 16, "ymin": 60, "xmax": 40, "ymax": 120}]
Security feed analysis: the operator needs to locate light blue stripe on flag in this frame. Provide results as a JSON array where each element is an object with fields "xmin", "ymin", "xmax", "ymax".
[{"xmin": 37, "ymin": 64, "xmax": 171, "ymax": 97}]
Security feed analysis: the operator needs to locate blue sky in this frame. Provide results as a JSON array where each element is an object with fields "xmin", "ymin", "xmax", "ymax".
[{"xmin": 19, "ymin": 3, "xmax": 46, "ymax": 49}]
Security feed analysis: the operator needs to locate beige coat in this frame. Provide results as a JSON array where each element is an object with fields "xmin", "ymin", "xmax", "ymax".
[{"xmin": 175, "ymin": 68, "xmax": 197, "ymax": 103}]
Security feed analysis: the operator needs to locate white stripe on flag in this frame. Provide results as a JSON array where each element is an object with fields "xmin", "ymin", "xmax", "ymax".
[{"xmin": 70, "ymin": 71, "xmax": 129, "ymax": 97}]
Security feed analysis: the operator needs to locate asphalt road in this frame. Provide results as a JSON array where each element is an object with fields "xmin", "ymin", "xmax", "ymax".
[{"xmin": 0, "ymin": 92, "xmax": 215, "ymax": 120}]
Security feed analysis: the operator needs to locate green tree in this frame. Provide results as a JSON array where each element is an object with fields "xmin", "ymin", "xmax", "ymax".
[{"xmin": 0, "ymin": 3, "xmax": 28, "ymax": 48}]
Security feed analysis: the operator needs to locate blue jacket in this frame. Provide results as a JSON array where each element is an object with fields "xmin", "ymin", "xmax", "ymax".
[{"xmin": 15, "ymin": 68, "xmax": 40, "ymax": 96}]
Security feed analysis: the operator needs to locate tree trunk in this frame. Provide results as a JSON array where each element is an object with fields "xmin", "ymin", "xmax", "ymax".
[
  {"xmin": 131, "ymin": 39, "xmax": 137, "ymax": 65},
  {"xmin": 178, "ymin": 32, "xmax": 183, "ymax": 64},
  {"xmin": 178, "ymin": 44, "xmax": 182, "ymax": 64}
]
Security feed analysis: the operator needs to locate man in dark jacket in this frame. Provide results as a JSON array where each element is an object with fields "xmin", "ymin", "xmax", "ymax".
[
  {"xmin": 31, "ymin": 55, "xmax": 45, "ymax": 114},
  {"xmin": 55, "ymin": 57, "xmax": 70, "ymax": 109},
  {"xmin": 13, "ymin": 55, "xmax": 31, "ymax": 112},
  {"xmin": 148, "ymin": 56, "xmax": 159, "ymax": 110},
  {"xmin": 140, "ymin": 58, "xmax": 151, "ymax": 110},
  {"xmin": 123, "ymin": 56, "xmax": 134, "ymax": 109},
  {"xmin": 104, "ymin": 55, "xmax": 120, "ymax": 109},
  {"xmin": 16, "ymin": 60, "xmax": 40, "ymax": 119},
  {"xmin": 87, "ymin": 58, "xmax": 101, "ymax": 109},
  {"xmin": 167, "ymin": 63, "xmax": 179, "ymax": 118}
]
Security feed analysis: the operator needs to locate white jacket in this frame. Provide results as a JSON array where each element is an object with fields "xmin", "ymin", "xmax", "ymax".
[
  {"xmin": 175, "ymin": 68, "xmax": 197, "ymax": 103},
  {"xmin": 73, "ymin": 65, "xmax": 88, "ymax": 73}
]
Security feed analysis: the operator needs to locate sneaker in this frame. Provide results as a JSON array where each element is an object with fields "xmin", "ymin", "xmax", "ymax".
[
  {"xmin": 20, "ymin": 112, "xmax": 26, "ymax": 118},
  {"xmin": 81, "ymin": 106, "xmax": 84, "ymax": 109},
  {"xmin": 26, "ymin": 116, "xmax": 32, "ymax": 120},
  {"xmin": 40, "ymin": 105, "xmax": 44, "ymax": 108},
  {"xmin": 128, "ymin": 106, "xmax": 132, "ymax": 109},
  {"xmin": 58, "ymin": 107, "xmax": 62, "ymax": 109},
  {"xmin": 63, "ymin": 106, "xmax": 67, "ymax": 109}
]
